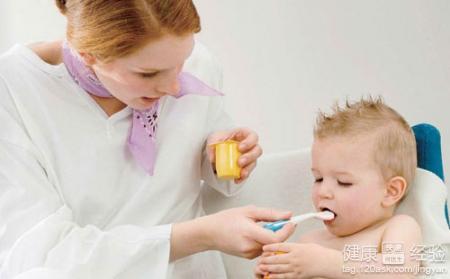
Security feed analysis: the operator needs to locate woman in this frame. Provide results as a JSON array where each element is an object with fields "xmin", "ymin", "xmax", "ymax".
[{"xmin": 0, "ymin": 0, "xmax": 295, "ymax": 278}]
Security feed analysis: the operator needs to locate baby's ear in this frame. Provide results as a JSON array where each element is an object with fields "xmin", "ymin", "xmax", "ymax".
[{"xmin": 382, "ymin": 176, "xmax": 407, "ymax": 207}]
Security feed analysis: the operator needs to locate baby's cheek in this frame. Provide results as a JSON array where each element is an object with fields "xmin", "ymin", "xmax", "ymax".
[
  {"xmin": 343, "ymin": 196, "xmax": 377, "ymax": 231},
  {"xmin": 341, "ymin": 196, "xmax": 365, "ymax": 221}
]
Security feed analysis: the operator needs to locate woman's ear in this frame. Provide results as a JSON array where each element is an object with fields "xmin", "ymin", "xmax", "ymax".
[
  {"xmin": 382, "ymin": 176, "xmax": 407, "ymax": 207},
  {"xmin": 79, "ymin": 52, "xmax": 96, "ymax": 66}
]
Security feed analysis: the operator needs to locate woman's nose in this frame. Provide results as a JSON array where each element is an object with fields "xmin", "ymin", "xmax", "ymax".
[
  {"xmin": 156, "ymin": 67, "xmax": 182, "ymax": 97},
  {"xmin": 156, "ymin": 78, "xmax": 180, "ymax": 97}
]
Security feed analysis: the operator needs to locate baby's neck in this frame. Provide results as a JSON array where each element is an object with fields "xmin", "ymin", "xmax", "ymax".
[
  {"xmin": 317, "ymin": 215, "xmax": 394, "ymax": 252},
  {"xmin": 343, "ymin": 208, "xmax": 395, "ymax": 237},
  {"xmin": 356, "ymin": 214, "xmax": 392, "ymax": 234}
]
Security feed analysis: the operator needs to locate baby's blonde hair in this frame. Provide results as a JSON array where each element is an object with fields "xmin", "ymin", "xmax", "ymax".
[{"xmin": 314, "ymin": 96, "xmax": 417, "ymax": 187}]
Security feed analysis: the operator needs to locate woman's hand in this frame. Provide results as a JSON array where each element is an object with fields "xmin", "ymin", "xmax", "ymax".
[
  {"xmin": 202, "ymin": 206, "xmax": 295, "ymax": 259},
  {"xmin": 256, "ymin": 242, "xmax": 332, "ymax": 278},
  {"xmin": 207, "ymin": 127, "xmax": 262, "ymax": 183},
  {"xmin": 170, "ymin": 206, "xmax": 295, "ymax": 262}
]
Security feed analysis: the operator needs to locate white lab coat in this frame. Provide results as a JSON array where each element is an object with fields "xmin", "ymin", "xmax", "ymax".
[{"xmin": 0, "ymin": 42, "xmax": 242, "ymax": 278}]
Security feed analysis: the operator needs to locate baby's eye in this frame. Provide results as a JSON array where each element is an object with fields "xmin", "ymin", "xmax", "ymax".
[
  {"xmin": 337, "ymin": 180, "xmax": 353, "ymax": 187},
  {"xmin": 314, "ymin": 178, "xmax": 323, "ymax": 183}
]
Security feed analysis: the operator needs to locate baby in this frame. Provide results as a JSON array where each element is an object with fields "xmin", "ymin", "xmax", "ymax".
[{"xmin": 255, "ymin": 97, "xmax": 422, "ymax": 278}]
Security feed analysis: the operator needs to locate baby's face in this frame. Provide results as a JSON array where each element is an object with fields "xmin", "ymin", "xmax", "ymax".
[{"xmin": 311, "ymin": 135, "xmax": 389, "ymax": 237}]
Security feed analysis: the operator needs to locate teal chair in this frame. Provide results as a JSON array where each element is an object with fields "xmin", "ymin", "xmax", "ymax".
[{"xmin": 412, "ymin": 123, "xmax": 449, "ymax": 228}]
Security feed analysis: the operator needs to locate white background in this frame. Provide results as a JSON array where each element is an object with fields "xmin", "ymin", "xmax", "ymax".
[{"xmin": 1, "ymin": 0, "xmax": 449, "ymax": 182}]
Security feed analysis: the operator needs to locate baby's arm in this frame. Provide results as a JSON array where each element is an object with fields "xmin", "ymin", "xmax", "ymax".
[
  {"xmin": 378, "ymin": 214, "xmax": 423, "ymax": 273},
  {"xmin": 255, "ymin": 229, "xmax": 334, "ymax": 278},
  {"xmin": 257, "ymin": 215, "xmax": 422, "ymax": 278},
  {"xmin": 320, "ymin": 214, "xmax": 422, "ymax": 278}
]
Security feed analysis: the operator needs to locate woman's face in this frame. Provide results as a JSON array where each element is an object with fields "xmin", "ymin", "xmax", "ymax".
[{"xmin": 91, "ymin": 34, "xmax": 195, "ymax": 110}]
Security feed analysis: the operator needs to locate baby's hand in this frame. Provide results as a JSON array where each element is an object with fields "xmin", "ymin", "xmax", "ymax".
[
  {"xmin": 254, "ymin": 251, "xmax": 279, "ymax": 279},
  {"xmin": 253, "ymin": 263, "xmax": 266, "ymax": 279},
  {"xmin": 257, "ymin": 242, "xmax": 328, "ymax": 278}
]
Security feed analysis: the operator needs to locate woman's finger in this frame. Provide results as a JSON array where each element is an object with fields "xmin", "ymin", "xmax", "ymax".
[
  {"xmin": 273, "ymin": 222, "xmax": 296, "ymax": 243},
  {"xmin": 230, "ymin": 127, "xmax": 251, "ymax": 141},
  {"xmin": 243, "ymin": 161, "xmax": 257, "ymax": 176},
  {"xmin": 250, "ymin": 225, "xmax": 283, "ymax": 245},
  {"xmin": 247, "ymin": 206, "xmax": 292, "ymax": 222},
  {"xmin": 226, "ymin": 127, "xmax": 258, "ymax": 151},
  {"xmin": 238, "ymin": 146, "xmax": 262, "ymax": 167},
  {"xmin": 236, "ymin": 130, "xmax": 259, "ymax": 152},
  {"xmin": 234, "ymin": 162, "xmax": 256, "ymax": 183},
  {"xmin": 263, "ymin": 242, "xmax": 294, "ymax": 253}
]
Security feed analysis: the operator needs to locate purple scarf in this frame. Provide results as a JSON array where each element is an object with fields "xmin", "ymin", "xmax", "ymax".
[{"xmin": 62, "ymin": 42, "xmax": 223, "ymax": 175}]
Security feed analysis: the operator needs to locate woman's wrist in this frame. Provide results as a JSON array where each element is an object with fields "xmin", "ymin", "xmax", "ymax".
[{"xmin": 169, "ymin": 215, "xmax": 215, "ymax": 262}]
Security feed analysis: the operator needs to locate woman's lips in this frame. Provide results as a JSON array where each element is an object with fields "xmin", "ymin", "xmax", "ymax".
[
  {"xmin": 140, "ymin": 97, "xmax": 159, "ymax": 105},
  {"xmin": 142, "ymin": 97, "xmax": 158, "ymax": 101}
]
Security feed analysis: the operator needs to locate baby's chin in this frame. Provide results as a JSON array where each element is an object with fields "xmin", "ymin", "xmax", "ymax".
[
  {"xmin": 324, "ymin": 220, "xmax": 368, "ymax": 237},
  {"xmin": 326, "ymin": 227, "xmax": 359, "ymax": 237}
]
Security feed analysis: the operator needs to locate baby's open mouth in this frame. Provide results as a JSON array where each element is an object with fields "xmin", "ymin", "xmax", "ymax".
[{"xmin": 320, "ymin": 207, "xmax": 337, "ymax": 218}]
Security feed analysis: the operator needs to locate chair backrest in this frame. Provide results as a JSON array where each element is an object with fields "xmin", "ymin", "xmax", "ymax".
[{"xmin": 412, "ymin": 123, "xmax": 449, "ymax": 227}]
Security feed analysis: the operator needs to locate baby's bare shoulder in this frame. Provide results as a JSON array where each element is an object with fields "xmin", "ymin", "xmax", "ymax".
[
  {"xmin": 386, "ymin": 214, "xmax": 420, "ymax": 229},
  {"xmin": 383, "ymin": 214, "xmax": 422, "ymax": 241}
]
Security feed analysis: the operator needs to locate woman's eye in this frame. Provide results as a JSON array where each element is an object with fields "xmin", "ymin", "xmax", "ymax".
[
  {"xmin": 314, "ymin": 178, "xmax": 323, "ymax": 183},
  {"xmin": 140, "ymin": 72, "xmax": 158, "ymax": 78},
  {"xmin": 337, "ymin": 180, "xmax": 353, "ymax": 186}
]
